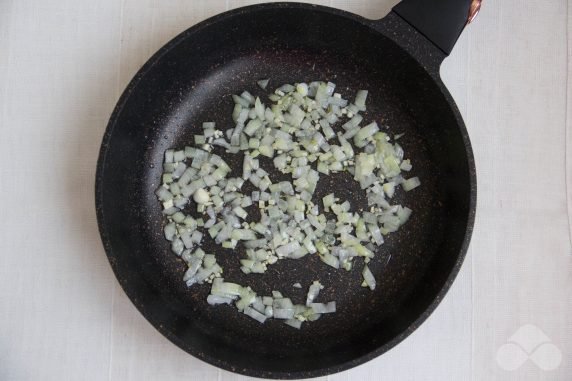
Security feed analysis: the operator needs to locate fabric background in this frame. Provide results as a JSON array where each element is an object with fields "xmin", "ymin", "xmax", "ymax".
[{"xmin": 1, "ymin": 1, "xmax": 571, "ymax": 380}]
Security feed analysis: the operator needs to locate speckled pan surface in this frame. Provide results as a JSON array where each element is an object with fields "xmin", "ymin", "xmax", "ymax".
[{"xmin": 96, "ymin": 3, "xmax": 476, "ymax": 379}]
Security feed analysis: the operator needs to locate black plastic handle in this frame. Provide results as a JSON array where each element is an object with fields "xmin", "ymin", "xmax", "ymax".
[{"xmin": 393, "ymin": 0, "xmax": 479, "ymax": 55}]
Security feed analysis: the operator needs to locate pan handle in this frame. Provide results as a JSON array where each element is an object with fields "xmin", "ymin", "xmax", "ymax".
[{"xmin": 392, "ymin": 0, "xmax": 481, "ymax": 55}]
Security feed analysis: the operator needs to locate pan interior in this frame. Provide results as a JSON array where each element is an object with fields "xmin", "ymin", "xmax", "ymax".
[{"xmin": 98, "ymin": 6, "xmax": 472, "ymax": 375}]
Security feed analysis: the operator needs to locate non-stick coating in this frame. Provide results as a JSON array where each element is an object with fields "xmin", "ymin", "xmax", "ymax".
[{"xmin": 96, "ymin": 4, "xmax": 475, "ymax": 379}]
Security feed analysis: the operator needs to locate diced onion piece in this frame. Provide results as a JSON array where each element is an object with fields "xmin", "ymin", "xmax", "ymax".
[
  {"xmin": 207, "ymin": 295, "xmax": 234, "ymax": 305},
  {"xmin": 354, "ymin": 90, "xmax": 368, "ymax": 111},
  {"xmin": 193, "ymin": 188, "xmax": 210, "ymax": 204},
  {"xmin": 402, "ymin": 177, "xmax": 421, "ymax": 191},
  {"xmin": 257, "ymin": 78, "xmax": 269, "ymax": 90},
  {"xmin": 244, "ymin": 306, "xmax": 267, "ymax": 323},
  {"xmin": 397, "ymin": 206, "xmax": 412, "ymax": 225},
  {"xmin": 240, "ymin": 91, "xmax": 255, "ymax": 105},
  {"xmin": 362, "ymin": 264, "xmax": 376, "ymax": 290},
  {"xmin": 276, "ymin": 241, "xmax": 300, "ymax": 257},
  {"xmin": 319, "ymin": 252, "xmax": 340, "ymax": 269},
  {"xmin": 310, "ymin": 302, "xmax": 336, "ymax": 314},
  {"xmin": 353, "ymin": 122, "xmax": 379, "ymax": 148},
  {"xmin": 244, "ymin": 118, "xmax": 262, "ymax": 136},
  {"xmin": 322, "ymin": 193, "xmax": 335, "ymax": 211},
  {"xmin": 342, "ymin": 114, "xmax": 363, "ymax": 130},
  {"xmin": 273, "ymin": 309, "xmax": 295, "ymax": 319},
  {"xmin": 211, "ymin": 280, "xmax": 243, "ymax": 297},
  {"xmin": 232, "ymin": 94, "xmax": 250, "ymax": 107},
  {"xmin": 400, "ymin": 159, "xmax": 412, "ymax": 171},
  {"xmin": 164, "ymin": 222, "xmax": 177, "ymax": 241},
  {"xmin": 231, "ymin": 229, "xmax": 257, "ymax": 241},
  {"xmin": 233, "ymin": 206, "xmax": 248, "ymax": 219},
  {"xmin": 383, "ymin": 182, "xmax": 396, "ymax": 198},
  {"xmin": 306, "ymin": 281, "xmax": 323, "ymax": 306},
  {"xmin": 296, "ymin": 83, "xmax": 308, "ymax": 96}
]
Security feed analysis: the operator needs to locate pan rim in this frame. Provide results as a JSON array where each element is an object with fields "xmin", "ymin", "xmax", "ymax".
[{"xmin": 95, "ymin": 2, "xmax": 477, "ymax": 379}]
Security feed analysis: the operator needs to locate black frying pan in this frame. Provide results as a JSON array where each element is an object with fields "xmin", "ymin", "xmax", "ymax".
[{"xmin": 96, "ymin": 0, "xmax": 479, "ymax": 378}]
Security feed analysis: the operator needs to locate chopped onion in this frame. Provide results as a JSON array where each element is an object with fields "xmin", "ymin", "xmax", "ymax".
[
  {"xmin": 207, "ymin": 295, "xmax": 234, "ymax": 305},
  {"xmin": 402, "ymin": 177, "xmax": 421, "ymax": 191},
  {"xmin": 354, "ymin": 90, "xmax": 368, "ymax": 111},
  {"xmin": 306, "ymin": 281, "xmax": 323, "ymax": 306},
  {"xmin": 244, "ymin": 306, "xmax": 267, "ymax": 323},
  {"xmin": 157, "ymin": 79, "xmax": 420, "ymax": 329},
  {"xmin": 310, "ymin": 301, "xmax": 336, "ymax": 314},
  {"xmin": 362, "ymin": 264, "xmax": 376, "ymax": 290},
  {"xmin": 276, "ymin": 241, "xmax": 300, "ymax": 257},
  {"xmin": 257, "ymin": 78, "xmax": 269, "ymax": 90},
  {"xmin": 320, "ymin": 252, "xmax": 340, "ymax": 269},
  {"xmin": 353, "ymin": 122, "xmax": 379, "ymax": 148}
]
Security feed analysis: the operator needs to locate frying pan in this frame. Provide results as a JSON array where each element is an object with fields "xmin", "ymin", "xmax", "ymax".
[{"xmin": 96, "ymin": 0, "xmax": 479, "ymax": 378}]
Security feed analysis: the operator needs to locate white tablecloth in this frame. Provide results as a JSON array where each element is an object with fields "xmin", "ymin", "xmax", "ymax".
[{"xmin": 1, "ymin": 1, "xmax": 571, "ymax": 380}]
